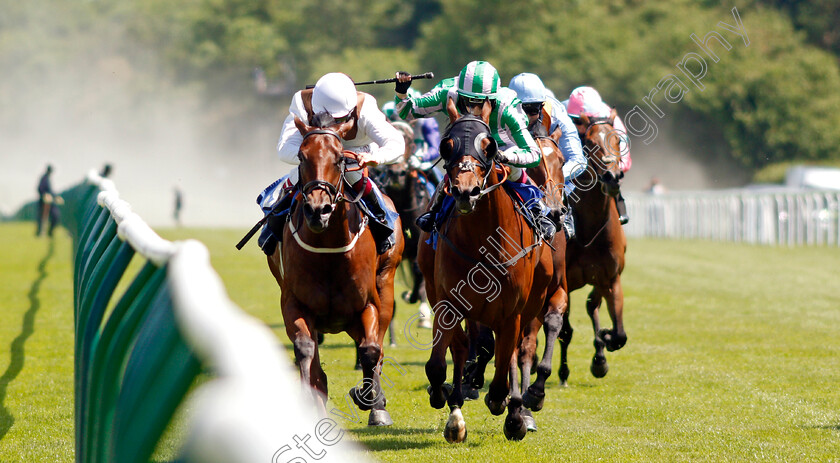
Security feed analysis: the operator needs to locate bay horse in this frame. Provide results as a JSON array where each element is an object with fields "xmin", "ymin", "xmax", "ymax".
[
  {"xmin": 562, "ymin": 110, "xmax": 628, "ymax": 382},
  {"xmin": 417, "ymin": 98, "xmax": 554, "ymax": 442},
  {"xmin": 375, "ymin": 121, "xmax": 433, "ymax": 328},
  {"xmin": 267, "ymin": 115, "xmax": 404, "ymax": 426}
]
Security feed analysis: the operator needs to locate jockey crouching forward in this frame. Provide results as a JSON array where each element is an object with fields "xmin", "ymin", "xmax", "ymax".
[
  {"xmin": 394, "ymin": 60, "xmax": 558, "ymax": 241},
  {"xmin": 508, "ymin": 72, "xmax": 587, "ymax": 240},
  {"xmin": 382, "ymin": 90, "xmax": 444, "ymax": 186},
  {"xmin": 563, "ymin": 86, "xmax": 632, "ymax": 225},
  {"xmin": 259, "ymin": 72, "xmax": 405, "ymax": 255}
]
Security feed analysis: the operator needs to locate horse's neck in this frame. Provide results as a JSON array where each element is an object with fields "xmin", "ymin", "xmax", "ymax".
[{"xmin": 451, "ymin": 174, "xmax": 519, "ymax": 253}]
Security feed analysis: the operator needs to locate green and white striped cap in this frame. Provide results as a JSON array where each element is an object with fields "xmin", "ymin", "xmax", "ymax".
[{"xmin": 457, "ymin": 61, "xmax": 500, "ymax": 100}]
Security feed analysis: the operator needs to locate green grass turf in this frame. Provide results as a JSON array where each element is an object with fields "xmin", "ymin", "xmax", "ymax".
[{"xmin": 1, "ymin": 221, "xmax": 839, "ymax": 462}]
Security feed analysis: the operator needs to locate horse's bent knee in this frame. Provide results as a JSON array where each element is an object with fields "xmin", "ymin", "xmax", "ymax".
[{"xmin": 293, "ymin": 335, "xmax": 316, "ymax": 363}]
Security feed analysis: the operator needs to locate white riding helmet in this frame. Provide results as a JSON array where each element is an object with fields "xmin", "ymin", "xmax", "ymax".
[
  {"xmin": 312, "ymin": 72, "xmax": 357, "ymax": 119},
  {"xmin": 508, "ymin": 73, "xmax": 547, "ymax": 104}
]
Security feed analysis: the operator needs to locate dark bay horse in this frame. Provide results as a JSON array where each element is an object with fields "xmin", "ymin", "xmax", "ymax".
[
  {"xmin": 562, "ymin": 110, "xmax": 628, "ymax": 382},
  {"xmin": 267, "ymin": 116, "xmax": 404, "ymax": 426},
  {"xmin": 515, "ymin": 111, "xmax": 569, "ymax": 430},
  {"xmin": 375, "ymin": 121, "xmax": 433, "ymax": 328},
  {"xmin": 417, "ymin": 98, "xmax": 554, "ymax": 442}
]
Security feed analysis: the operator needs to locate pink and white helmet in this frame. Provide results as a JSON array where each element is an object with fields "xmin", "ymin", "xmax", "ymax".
[{"xmin": 567, "ymin": 86, "xmax": 611, "ymax": 118}]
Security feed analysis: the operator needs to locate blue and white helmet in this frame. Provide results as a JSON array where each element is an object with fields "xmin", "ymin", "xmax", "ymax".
[{"xmin": 508, "ymin": 73, "xmax": 547, "ymax": 104}]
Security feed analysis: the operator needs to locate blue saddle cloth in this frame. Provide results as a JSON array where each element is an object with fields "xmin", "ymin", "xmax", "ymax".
[{"xmin": 426, "ymin": 180, "xmax": 546, "ymax": 250}]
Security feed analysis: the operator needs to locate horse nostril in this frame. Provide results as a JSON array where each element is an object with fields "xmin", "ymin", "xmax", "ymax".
[
  {"xmin": 321, "ymin": 203, "xmax": 333, "ymax": 215},
  {"xmin": 470, "ymin": 187, "xmax": 481, "ymax": 198},
  {"xmin": 303, "ymin": 203, "xmax": 314, "ymax": 216}
]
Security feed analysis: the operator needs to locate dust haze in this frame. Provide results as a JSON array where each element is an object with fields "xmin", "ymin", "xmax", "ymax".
[{"xmin": 0, "ymin": 10, "xmax": 749, "ymax": 228}]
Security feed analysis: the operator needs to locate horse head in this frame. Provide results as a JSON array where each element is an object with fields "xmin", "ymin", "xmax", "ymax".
[
  {"xmin": 294, "ymin": 112, "xmax": 355, "ymax": 232},
  {"xmin": 578, "ymin": 110, "xmax": 624, "ymax": 198},
  {"xmin": 440, "ymin": 97, "xmax": 499, "ymax": 214}
]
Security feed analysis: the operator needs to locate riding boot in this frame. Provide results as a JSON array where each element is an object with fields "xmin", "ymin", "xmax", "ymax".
[
  {"xmin": 529, "ymin": 201, "xmax": 556, "ymax": 241},
  {"xmin": 562, "ymin": 204, "xmax": 576, "ymax": 240},
  {"xmin": 258, "ymin": 188, "xmax": 294, "ymax": 256},
  {"xmin": 361, "ymin": 188, "xmax": 398, "ymax": 254},
  {"xmin": 615, "ymin": 191, "xmax": 629, "ymax": 225},
  {"xmin": 416, "ymin": 183, "xmax": 446, "ymax": 232}
]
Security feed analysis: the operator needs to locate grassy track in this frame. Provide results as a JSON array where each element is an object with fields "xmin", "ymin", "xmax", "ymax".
[{"xmin": 1, "ymin": 221, "xmax": 839, "ymax": 462}]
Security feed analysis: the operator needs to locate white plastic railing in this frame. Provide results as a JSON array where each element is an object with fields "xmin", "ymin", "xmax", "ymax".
[{"xmin": 625, "ymin": 189, "xmax": 840, "ymax": 246}]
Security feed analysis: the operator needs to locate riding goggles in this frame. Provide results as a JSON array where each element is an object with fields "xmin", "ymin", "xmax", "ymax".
[{"xmin": 521, "ymin": 102, "xmax": 544, "ymax": 116}]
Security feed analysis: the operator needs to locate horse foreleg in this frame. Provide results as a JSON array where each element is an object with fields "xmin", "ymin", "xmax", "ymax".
[
  {"xmin": 349, "ymin": 303, "xmax": 392, "ymax": 426},
  {"xmin": 463, "ymin": 322, "xmax": 494, "ymax": 400},
  {"xmin": 443, "ymin": 324, "xmax": 468, "ymax": 443},
  {"xmin": 485, "ymin": 316, "xmax": 520, "ymax": 418},
  {"xmin": 503, "ymin": 342, "xmax": 527, "ymax": 441},
  {"xmin": 586, "ymin": 287, "xmax": 609, "ymax": 378},
  {"xmin": 426, "ymin": 314, "xmax": 455, "ymax": 411},
  {"xmin": 524, "ymin": 289, "xmax": 567, "ymax": 411},
  {"xmin": 558, "ymin": 305, "xmax": 574, "ymax": 386},
  {"xmin": 284, "ymin": 304, "xmax": 326, "ymax": 413},
  {"xmin": 602, "ymin": 275, "xmax": 627, "ymax": 352}
]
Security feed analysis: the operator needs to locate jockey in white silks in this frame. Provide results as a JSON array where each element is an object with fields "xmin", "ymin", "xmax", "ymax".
[
  {"xmin": 562, "ymin": 86, "xmax": 632, "ymax": 225},
  {"xmin": 258, "ymin": 72, "xmax": 405, "ymax": 255},
  {"xmin": 508, "ymin": 72, "xmax": 587, "ymax": 239}
]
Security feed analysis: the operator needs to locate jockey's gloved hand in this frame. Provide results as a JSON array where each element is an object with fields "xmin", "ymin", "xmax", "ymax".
[
  {"xmin": 493, "ymin": 148, "xmax": 513, "ymax": 165},
  {"xmin": 395, "ymin": 71, "xmax": 412, "ymax": 94},
  {"xmin": 408, "ymin": 155, "xmax": 422, "ymax": 170}
]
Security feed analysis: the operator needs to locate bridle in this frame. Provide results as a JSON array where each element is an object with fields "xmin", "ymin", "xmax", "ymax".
[
  {"xmin": 297, "ymin": 129, "xmax": 365, "ymax": 210},
  {"xmin": 579, "ymin": 118, "xmax": 623, "ymax": 196}
]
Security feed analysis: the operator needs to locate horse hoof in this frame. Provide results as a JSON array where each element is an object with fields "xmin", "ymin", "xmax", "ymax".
[
  {"xmin": 503, "ymin": 413, "xmax": 527, "ymax": 441},
  {"xmin": 484, "ymin": 392, "xmax": 507, "ymax": 416},
  {"xmin": 521, "ymin": 409, "xmax": 538, "ymax": 432},
  {"xmin": 559, "ymin": 365, "xmax": 570, "ymax": 384},
  {"xmin": 417, "ymin": 319, "xmax": 432, "ymax": 329},
  {"xmin": 427, "ymin": 383, "xmax": 452, "ymax": 409},
  {"xmin": 461, "ymin": 385, "xmax": 479, "ymax": 401},
  {"xmin": 444, "ymin": 408, "xmax": 467, "ymax": 443},
  {"xmin": 368, "ymin": 409, "xmax": 393, "ymax": 426},
  {"xmin": 522, "ymin": 388, "xmax": 545, "ymax": 412},
  {"xmin": 349, "ymin": 386, "xmax": 373, "ymax": 411},
  {"xmin": 389, "ymin": 342, "xmax": 397, "ymax": 348},
  {"xmin": 401, "ymin": 290, "xmax": 412, "ymax": 303},
  {"xmin": 590, "ymin": 357, "xmax": 609, "ymax": 378},
  {"xmin": 354, "ymin": 362, "xmax": 362, "ymax": 371}
]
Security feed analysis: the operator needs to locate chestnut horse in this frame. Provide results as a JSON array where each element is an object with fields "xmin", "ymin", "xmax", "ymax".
[
  {"xmin": 562, "ymin": 110, "xmax": 628, "ymax": 382},
  {"xmin": 267, "ymin": 116, "xmax": 404, "ymax": 426},
  {"xmin": 417, "ymin": 98, "xmax": 554, "ymax": 442}
]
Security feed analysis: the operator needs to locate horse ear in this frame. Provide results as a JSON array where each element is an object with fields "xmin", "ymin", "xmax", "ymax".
[
  {"xmin": 335, "ymin": 108, "xmax": 357, "ymax": 139},
  {"xmin": 294, "ymin": 116, "xmax": 310, "ymax": 135},
  {"xmin": 550, "ymin": 126, "xmax": 562, "ymax": 145},
  {"xmin": 445, "ymin": 96, "xmax": 459, "ymax": 124},
  {"xmin": 541, "ymin": 107, "xmax": 551, "ymax": 133},
  {"xmin": 480, "ymin": 99, "xmax": 492, "ymax": 124},
  {"xmin": 609, "ymin": 107, "xmax": 617, "ymax": 125}
]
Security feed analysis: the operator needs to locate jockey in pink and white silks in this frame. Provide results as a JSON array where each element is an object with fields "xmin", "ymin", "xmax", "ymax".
[
  {"xmin": 393, "ymin": 60, "xmax": 559, "ymax": 240},
  {"xmin": 258, "ymin": 72, "xmax": 405, "ymax": 255},
  {"xmin": 562, "ymin": 86, "xmax": 632, "ymax": 224}
]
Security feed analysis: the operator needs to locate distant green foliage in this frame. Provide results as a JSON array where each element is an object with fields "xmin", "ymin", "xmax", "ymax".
[{"xmin": 3, "ymin": 0, "xmax": 840, "ymax": 172}]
